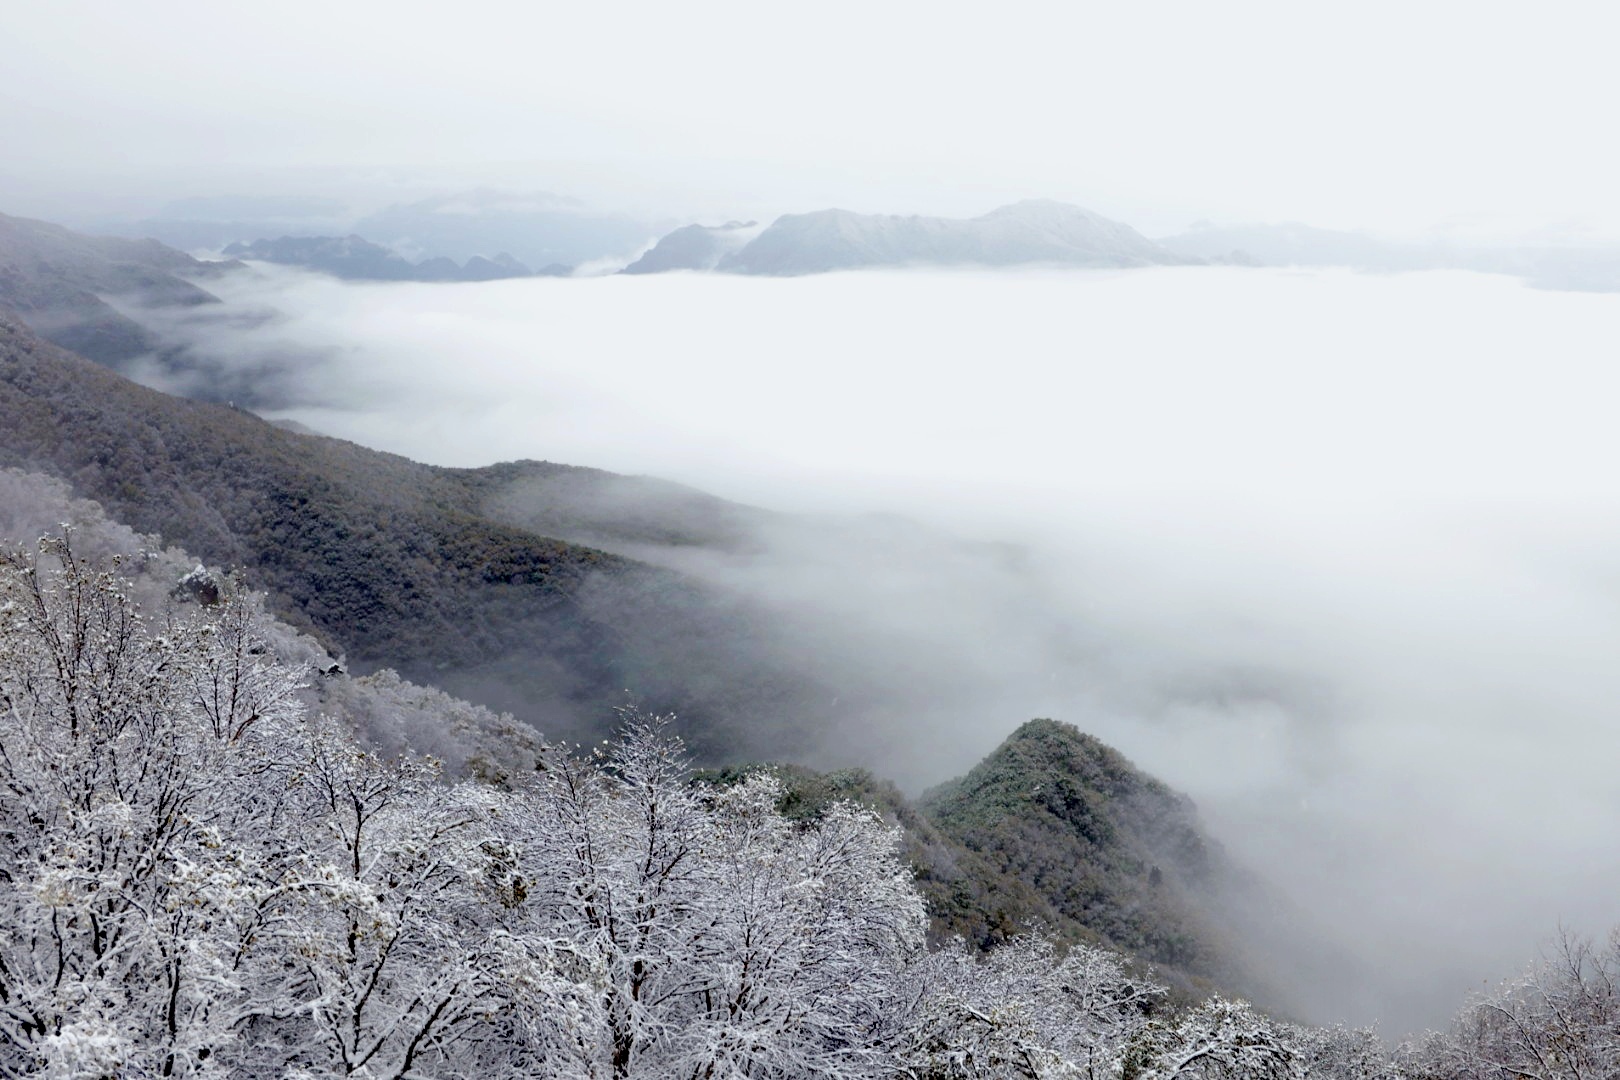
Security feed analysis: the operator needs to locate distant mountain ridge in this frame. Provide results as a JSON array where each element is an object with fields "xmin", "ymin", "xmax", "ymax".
[
  {"xmin": 84, "ymin": 187, "xmax": 661, "ymax": 270},
  {"xmin": 224, "ymin": 234, "xmax": 570, "ymax": 281},
  {"xmin": 621, "ymin": 220, "xmax": 761, "ymax": 274},
  {"xmin": 628, "ymin": 200, "xmax": 1191, "ymax": 276},
  {"xmin": 61, "ymin": 189, "xmax": 1620, "ymax": 293},
  {"xmin": 1156, "ymin": 220, "xmax": 1620, "ymax": 291},
  {"xmin": 353, "ymin": 189, "xmax": 657, "ymax": 269}
]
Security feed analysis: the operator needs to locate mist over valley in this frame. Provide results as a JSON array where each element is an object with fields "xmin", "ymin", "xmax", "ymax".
[
  {"xmin": 115, "ymin": 261, "xmax": 1620, "ymax": 1030},
  {"xmin": 5, "ymin": 3, "xmax": 1620, "ymax": 1072}
]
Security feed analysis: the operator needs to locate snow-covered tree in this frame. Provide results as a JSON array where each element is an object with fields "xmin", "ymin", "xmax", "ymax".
[
  {"xmin": 235, "ymin": 729, "xmax": 513, "ymax": 1079},
  {"xmin": 501, "ymin": 716, "xmax": 928, "ymax": 1079},
  {"xmin": 1122, "ymin": 996, "xmax": 1299, "ymax": 1080},
  {"xmin": 1284, "ymin": 1023, "xmax": 1400, "ymax": 1080},
  {"xmin": 893, "ymin": 933, "xmax": 1161, "ymax": 1079},
  {"xmin": 0, "ymin": 534, "xmax": 305, "ymax": 1076},
  {"xmin": 1404, "ymin": 932, "xmax": 1620, "ymax": 1080},
  {"xmin": 675, "ymin": 773, "xmax": 926, "ymax": 1078}
]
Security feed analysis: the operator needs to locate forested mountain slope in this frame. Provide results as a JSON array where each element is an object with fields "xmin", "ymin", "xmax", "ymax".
[
  {"xmin": 0, "ymin": 209, "xmax": 235, "ymax": 367},
  {"xmin": 707, "ymin": 719, "xmax": 1285, "ymax": 1007},
  {"xmin": 0, "ymin": 316, "xmax": 868, "ymax": 760},
  {"xmin": 920, "ymin": 720, "xmax": 1267, "ymax": 992}
]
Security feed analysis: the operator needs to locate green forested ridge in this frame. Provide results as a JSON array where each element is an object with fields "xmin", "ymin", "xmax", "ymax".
[
  {"xmin": 0, "ymin": 315, "xmax": 606, "ymax": 645},
  {"xmin": 459, "ymin": 457, "xmax": 770, "ymax": 553},
  {"xmin": 920, "ymin": 721, "xmax": 1239, "ymax": 981},
  {"xmin": 700, "ymin": 719, "xmax": 1276, "ymax": 1006},
  {"xmin": 696, "ymin": 762, "xmax": 1059, "ymax": 950}
]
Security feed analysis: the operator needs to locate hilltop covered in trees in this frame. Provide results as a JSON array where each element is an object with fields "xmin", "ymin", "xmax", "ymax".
[{"xmin": 701, "ymin": 724, "xmax": 1287, "ymax": 1009}]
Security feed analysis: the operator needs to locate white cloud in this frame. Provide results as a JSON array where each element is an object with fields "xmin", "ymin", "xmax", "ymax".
[{"xmin": 157, "ymin": 264, "xmax": 1620, "ymax": 1030}]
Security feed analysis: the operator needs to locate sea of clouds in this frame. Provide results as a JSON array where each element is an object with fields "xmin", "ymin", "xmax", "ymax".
[{"xmin": 144, "ymin": 263, "xmax": 1620, "ymax": 1031}]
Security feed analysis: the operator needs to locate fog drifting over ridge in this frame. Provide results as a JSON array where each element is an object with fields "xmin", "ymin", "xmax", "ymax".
[{"xmin": 144, "ymin": 265, "xmax": 1620, "ymax": 1031}]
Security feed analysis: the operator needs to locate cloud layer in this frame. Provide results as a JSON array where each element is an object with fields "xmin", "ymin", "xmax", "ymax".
[{"xmin": 147, "ymin": 264, "xmax": 1620, "ymax": 1031}]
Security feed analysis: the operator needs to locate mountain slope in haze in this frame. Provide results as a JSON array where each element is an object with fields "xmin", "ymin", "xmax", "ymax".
[
  {"xmin": 917, "ymin": 720, "xmax": 1269, "ymax": 992},
  {"xmin": 1157, "ymin": 221, "xmax": 1620, "ymax": 292},
  {"xmin": 0, "ymin": 466, "xmax": 553, "ymax": 785},
  {"xmin": 467, "ymin": 458, "xmax": 773, "ymax": 554},
  {"xmin": 621, "ymin": 220, "xmax": 761, "ymax": 274},
  {"xmin": 0, "ymin": 315, "xmax": 905, "ymax": 763},
  {"xmin": 0, "ymin": 214, "xmax": 310, "ymax": 407},
  {"xmin": 353, "ymin": 189, "xmax": 656, "ymax": 268},
  {"xmin": 714, "ymin": 200, "xmax": 1189, "ymax": 275},
  {"xmin": 224, "ymin": 235, "xmax": 555, "ymax": 282},
  {"xmin": 85, "ymin": 193, "xmax": 359, "ymax": 253},
  {"xmin": 0, "ymin": 210, "xmax": 236, "ymax": 367}
]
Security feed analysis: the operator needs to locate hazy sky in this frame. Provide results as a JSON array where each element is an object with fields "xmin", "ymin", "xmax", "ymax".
[{"xmin": 5, "ymin": 1, "xmax": 1620, "ymax": 235}]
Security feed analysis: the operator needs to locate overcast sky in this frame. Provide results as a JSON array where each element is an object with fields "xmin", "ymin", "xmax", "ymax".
[{"xmin": 4, "ymin": 1, "xmax": 1620, "ymax": 236}]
